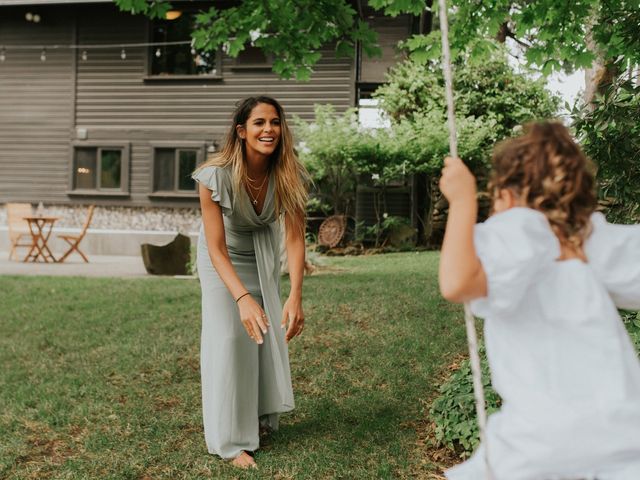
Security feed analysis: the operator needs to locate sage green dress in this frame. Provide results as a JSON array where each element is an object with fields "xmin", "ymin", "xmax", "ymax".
[{"xmin": 193, "ymin": 165, "xmax": 294, "ymax": 459}]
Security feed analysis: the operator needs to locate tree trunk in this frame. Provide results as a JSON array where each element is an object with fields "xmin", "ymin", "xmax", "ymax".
[{"xmin": 584, "ymin": 11, "xmax": 618, "ymax": 107}]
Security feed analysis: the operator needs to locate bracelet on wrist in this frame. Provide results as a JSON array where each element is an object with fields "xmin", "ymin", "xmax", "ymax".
[{"xmin": 235, "ymin": 292, "xmax": 250, "ymax": 303}]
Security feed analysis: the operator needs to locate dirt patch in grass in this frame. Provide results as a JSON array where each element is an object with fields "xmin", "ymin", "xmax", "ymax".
[{"xmin": 154, "ymin": 396, "xmax": 181, "ymax": 411}]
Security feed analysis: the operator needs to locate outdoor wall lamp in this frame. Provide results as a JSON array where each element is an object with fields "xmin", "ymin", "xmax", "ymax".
[{"xmin": 165, "ymin": 10, "xmax": 182, "ymax": 20}]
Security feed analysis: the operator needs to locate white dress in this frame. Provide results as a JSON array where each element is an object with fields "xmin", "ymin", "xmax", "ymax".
[{"xmin": 445, "ymin": 208, "xmax": 640, "ymax": 480}]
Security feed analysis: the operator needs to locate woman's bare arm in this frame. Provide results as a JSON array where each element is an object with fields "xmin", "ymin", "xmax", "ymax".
[{"xmin": 281, "ymin": 211, "xmax": 306, "ymax": 342}]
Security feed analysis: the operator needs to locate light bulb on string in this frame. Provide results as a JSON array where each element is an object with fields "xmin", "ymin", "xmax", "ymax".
[
  {"xmin": 120, "ymin": 48, "xmax": 126, "ymax": 60},
  {"xmin": 155, "ymin": 48, "xmax": 161, "ymax": 58},
  {"xmin": 0, "ymin": 48, "xmax": 5, "ymax": 62},
  {"xmin": 40, "ymin": 48, "xmax": 46, "ymax": 62},
  {"xmin": 81, "ymin": 50, "xmax": 88, "ymax": 61}
]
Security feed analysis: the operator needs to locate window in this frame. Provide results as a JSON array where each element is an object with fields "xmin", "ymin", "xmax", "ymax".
[
  {"xmin": 152, "ymin": 145, "xmax": 204, "ymax": 195},
  {"xmin": 151, "ymin": 12, "xmax": 220, "ymax": 77},
  {"xmin": 72, "ymin": 145, "xmax": 129, "ymax": 194},
  {"xmin": 231, "ymin": 45, "xmax": 272, "ymax": 70}
]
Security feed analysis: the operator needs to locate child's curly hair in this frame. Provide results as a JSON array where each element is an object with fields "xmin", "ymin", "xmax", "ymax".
[{"xmin": 489, "ymin": 121, "xmax": 597, "ymax": 250}]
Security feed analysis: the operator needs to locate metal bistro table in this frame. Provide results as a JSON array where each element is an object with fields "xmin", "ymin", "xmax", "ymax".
[{"xmin": 22, "ymin": 215, "xmax": 59, "ymax": 262}]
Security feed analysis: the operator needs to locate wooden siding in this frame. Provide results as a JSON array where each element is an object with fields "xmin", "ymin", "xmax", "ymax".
[
  {"xmin": 0, "ymin": 6, "xmax": 75, "ymax": 204},
  {"xmin": 0, "ymin": 3, "xmax": 410, "ymax": 207},
  {"xmin": 72, "ymin": 5, "xmax": 355, "ymax": 206},
  {"xmin": 359, "ymin": 15, "xmax": 412, "ymax": 84}
]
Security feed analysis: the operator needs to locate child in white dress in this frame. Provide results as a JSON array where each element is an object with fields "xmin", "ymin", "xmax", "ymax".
[{"xmin": 438, "ymin": 122, "xmax": 640, "ymax": 480}]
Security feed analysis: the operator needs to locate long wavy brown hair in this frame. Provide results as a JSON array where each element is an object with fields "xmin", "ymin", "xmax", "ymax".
[
  {"xmin": 489, "ymin": 121, "xmax": 597, "ymax": 250},
  {"xmin": 195, "ymin": 96, "xmax": 309, "ymax": 236}
]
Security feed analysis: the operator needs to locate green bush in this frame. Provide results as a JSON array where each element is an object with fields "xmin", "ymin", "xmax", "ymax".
[
  {"xmin": 296, "ymin": 106, "xmax": 498, "ymax": 216},
  {"xmin": 375, "ymin": 49, "xmax": 560, "ymax": 139},
  {"xmin": 296, "ymin": 105, "xmax": 361, "ymax": 216},
  {"xmin": 429, "ymin": 345, "xmax": 501, "ymax": 458},
  {"xmin": 621, "ymin": 310, "xmax": 640, "ymax": 352}
]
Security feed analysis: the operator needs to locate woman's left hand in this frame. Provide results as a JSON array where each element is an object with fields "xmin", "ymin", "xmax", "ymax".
[{"xmin": 282, "ymin": 295, "xmax": 304, "ymax": 343}]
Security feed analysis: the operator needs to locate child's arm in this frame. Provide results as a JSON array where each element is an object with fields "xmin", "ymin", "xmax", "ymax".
[{"xmin": 438, "ymin": 157, "xmax": 488, "ymax": 302}]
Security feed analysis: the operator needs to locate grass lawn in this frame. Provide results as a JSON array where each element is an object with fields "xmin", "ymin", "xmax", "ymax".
[{"xmin": 0, "ymin": 252, "xmax": 468, "ymax": 479}]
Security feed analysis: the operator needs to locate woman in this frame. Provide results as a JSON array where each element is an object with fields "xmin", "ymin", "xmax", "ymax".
[{"xmin": 193, "ymin": 96, "xmax": 308, "ymax": 469}]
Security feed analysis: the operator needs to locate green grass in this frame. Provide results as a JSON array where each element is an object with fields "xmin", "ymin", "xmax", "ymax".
[{"xmin": 0, "ymin": 252, "xmax": 467, "ymax": 479}]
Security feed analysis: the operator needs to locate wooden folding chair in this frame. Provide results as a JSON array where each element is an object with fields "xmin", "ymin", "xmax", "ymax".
[
  {"xmin": 57, "ymin": 205, "xmax": 95, "ymax": 263},
  {"xmin": 7, "ymin": 203, "xmax": 35, "ymax": 260}
]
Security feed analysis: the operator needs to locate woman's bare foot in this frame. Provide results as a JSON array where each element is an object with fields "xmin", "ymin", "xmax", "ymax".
[{"xmin": 230, "ymin": 451, "xmax": 257, "ymax": 469}]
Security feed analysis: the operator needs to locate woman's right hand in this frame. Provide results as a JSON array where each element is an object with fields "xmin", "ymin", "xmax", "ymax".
[{"xmin": 237, "ymin": 294, "xmax": 269, "ymax": 344}]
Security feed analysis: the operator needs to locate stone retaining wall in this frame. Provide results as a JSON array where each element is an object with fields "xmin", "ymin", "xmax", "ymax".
[{"xmin": 0, "ymin": 204, "xmax": 201, "ymax": 233}]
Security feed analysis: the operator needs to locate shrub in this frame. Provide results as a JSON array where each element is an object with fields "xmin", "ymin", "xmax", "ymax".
[
  {"xmin": 375, "ymin": 50, "xmax": 561, "ymax": 139},
  {"xmin": 429, "ymin": 345, "xmax": 501, "ymax": 457}
]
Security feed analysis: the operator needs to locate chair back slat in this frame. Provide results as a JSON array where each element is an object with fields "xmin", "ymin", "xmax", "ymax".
[
  {"xmin": 77, "ymin": 205, "xmax": 95, "ymax": 241},
  {"xmin": 6, "ymin": 203, "xmax": 33, "ymax": 238}
]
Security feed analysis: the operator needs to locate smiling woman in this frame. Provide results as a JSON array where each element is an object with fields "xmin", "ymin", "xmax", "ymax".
[{"xmin": 191, "ymin": 97, "xmax": 309, "ymax": 469}]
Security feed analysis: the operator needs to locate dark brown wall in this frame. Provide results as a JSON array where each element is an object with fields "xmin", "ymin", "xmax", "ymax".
[
  {"xmin": 0, "ymin": 4, "xmax": 356, "ymax": 206},
  {"xmin": 0, "ymin": 4, "xmax": 410, "ymax": 207},
  {"xmin": 0, "ymin": 6, "xmax": 75, "ymax": 204}
]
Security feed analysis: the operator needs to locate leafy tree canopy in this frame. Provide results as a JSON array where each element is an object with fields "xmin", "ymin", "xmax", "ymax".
[
  {"xmin": 113, "ymin": 0, "xmax": 380, "ymax": 80},
  {"xmin": 573, "ymin": 76, "xmax": 640, "ymax": 222},
  {"xmin": 404, "ymin": 0, "xmax": 640, "ymax": 76},
  {"xmin": 114, "ymin": 0, "xmax": 640, "ymax": 80},
  {"xmin": 375, "ymin": 50, "xmax": 560, "ymax": 139}
]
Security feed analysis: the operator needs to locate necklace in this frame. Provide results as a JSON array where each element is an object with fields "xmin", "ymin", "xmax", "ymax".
[{"xmin": 245, "ymin": 174, "xmax": 268, "ymax": 206}]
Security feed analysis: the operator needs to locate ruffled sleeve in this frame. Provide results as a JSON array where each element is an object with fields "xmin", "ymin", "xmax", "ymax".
[
  {"xmin": 470, "ymin": 208, "xmax": 561, "ymax": 318},
  {"xmin": 192, "ymin": 166, "xmax": 233, "ymax": 216},
  {"xmin": 585, "ymin": 212, "xmax": 640, "ymax": 310}
]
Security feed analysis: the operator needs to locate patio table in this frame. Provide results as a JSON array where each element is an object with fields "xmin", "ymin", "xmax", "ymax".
[{"xmin": 22, "ymin": 216, "xmax": 59, "ymax": 263}]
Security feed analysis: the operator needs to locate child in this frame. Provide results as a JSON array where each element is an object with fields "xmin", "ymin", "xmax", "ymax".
[{"xmin": 439, "ymin": 122, "xmax": 640, "ymax": 480}]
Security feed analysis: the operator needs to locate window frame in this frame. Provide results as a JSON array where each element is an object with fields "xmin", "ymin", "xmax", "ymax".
[
  {"xmin": 148, "ymin": 141, "xmax": 206, "ymax": 199},
  {"xmin": 144, "ymin": 15, "xmax": 223, "ymax": 82},
  {"xmin": 67, "ymin": 142, "xmax": 131, "ymax": 197}
]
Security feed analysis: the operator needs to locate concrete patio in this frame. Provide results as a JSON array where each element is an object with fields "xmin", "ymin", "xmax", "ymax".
[{"xmin": 0, "ymin": 252, "xmax": 150, "ymax": 278}]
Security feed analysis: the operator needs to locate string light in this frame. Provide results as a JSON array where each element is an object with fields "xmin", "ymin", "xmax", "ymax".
[{"xmin": 0, "ymin": 40, "xmax": 192, "ymax": 63}]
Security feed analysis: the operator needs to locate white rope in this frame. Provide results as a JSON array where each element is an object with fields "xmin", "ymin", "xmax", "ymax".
[{"xmin": 437, "ymin": 1, "xmax": 493, "ymax": 478}]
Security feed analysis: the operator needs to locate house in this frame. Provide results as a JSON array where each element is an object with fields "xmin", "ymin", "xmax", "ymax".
[{"xmin": 0, "ymin": 0, "xmax": 414, "ymax": 213}]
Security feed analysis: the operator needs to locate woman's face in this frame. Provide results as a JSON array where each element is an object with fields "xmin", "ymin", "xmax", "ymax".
[{"xmin": 237, "ymin": 103, "xmax": 281, "ymax": 161}]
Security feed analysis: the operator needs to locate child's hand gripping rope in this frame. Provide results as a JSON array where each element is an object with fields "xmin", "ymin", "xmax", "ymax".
[{"xmin": 440, "ymin": 156, "xmax": 477, "ymax": 207}]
